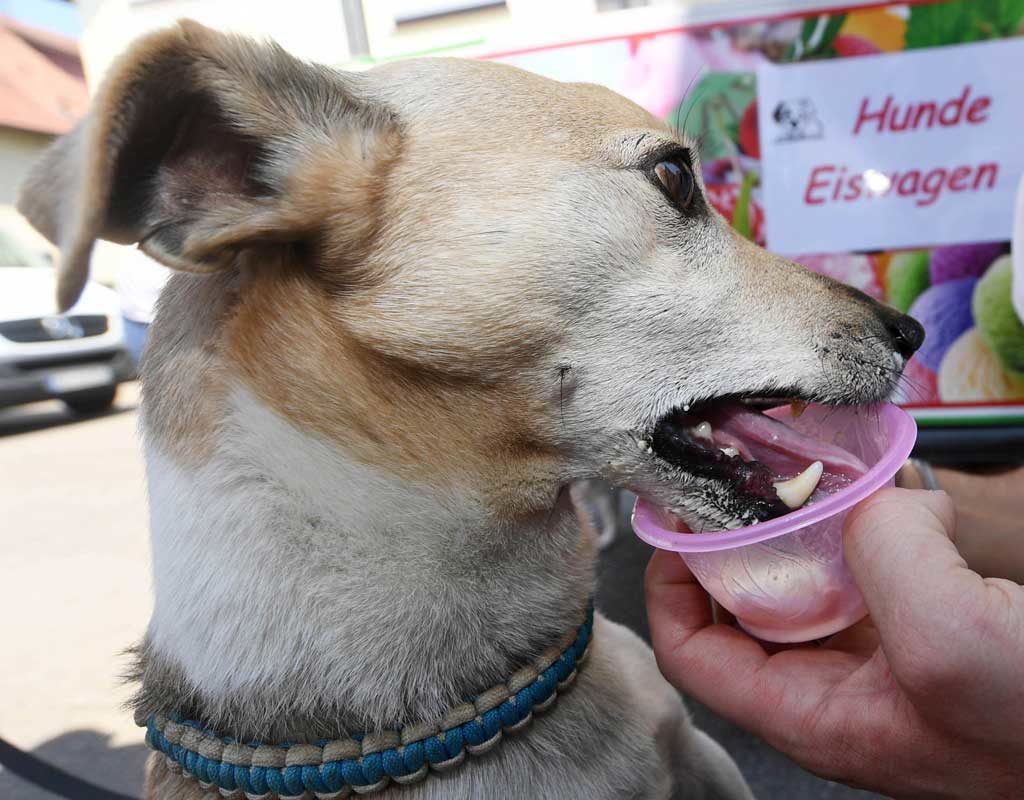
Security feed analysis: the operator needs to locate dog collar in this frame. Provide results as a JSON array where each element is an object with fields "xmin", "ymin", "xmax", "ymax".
[{"xmin": 139, "ymin": 603, "xmax": 593, "ymax": 799}]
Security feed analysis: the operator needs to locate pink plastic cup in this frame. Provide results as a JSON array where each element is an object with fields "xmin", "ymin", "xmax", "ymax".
[{"xmin": 632, "ymin": 403, "xmax": 917, "ymax": 642}]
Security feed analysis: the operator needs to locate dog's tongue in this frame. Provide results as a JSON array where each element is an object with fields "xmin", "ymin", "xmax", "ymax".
[
  {"xmin": 711, "ymin": 403, "xmax": 868, "ymax": 480},
  {"xmin": 701, "ymin": 401, "xmax": 869, "ymax": 511}
]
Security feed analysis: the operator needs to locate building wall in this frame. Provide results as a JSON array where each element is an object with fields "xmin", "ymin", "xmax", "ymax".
[
  {"xmin": 354, "ymin": 0, "xmax": 729, "ymax": 63},
  {"xmin": 73, "ymin": 0, "xmax": 357, "ymax": 288},
  {"xmin": 0, "ymin": 127, "xmax": 51, "ymax": 206},
  {"xmin": 77, "ymin": 0, "xmax": 352, "ymax": 86}
]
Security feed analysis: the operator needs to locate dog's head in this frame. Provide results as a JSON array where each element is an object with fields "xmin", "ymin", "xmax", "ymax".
[{"xmin": 19, "ymin": 22, "xmax": 921, "ymax": 530}]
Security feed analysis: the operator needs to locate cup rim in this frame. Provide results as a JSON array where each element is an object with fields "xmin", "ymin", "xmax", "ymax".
[{"xmin": 631, "ymin": 403, "xmax": 918, "ymax": 553}]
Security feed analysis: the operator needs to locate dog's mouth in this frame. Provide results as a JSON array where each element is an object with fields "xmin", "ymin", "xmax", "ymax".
[{"xmin": 647, "ymin": 395, "xmax": 869, "ymax": 526}]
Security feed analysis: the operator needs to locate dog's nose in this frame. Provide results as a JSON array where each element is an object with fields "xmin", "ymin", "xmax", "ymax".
[{"xmin": 883, "ymin": 309, "xmax": 925, "ymax": 359}]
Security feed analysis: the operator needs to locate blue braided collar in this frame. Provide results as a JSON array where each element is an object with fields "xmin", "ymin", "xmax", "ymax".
[{"xmin": 141, "ymin": 603, "xmax": 594, "ymax": 798}]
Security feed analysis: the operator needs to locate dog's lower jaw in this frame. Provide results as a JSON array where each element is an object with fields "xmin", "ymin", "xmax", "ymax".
[{"xmin": 600, "ymin": 435, "xmax": 752, "ymax": 533}]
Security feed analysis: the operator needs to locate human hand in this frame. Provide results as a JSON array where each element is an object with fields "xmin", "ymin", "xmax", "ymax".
[
  {"xmin": 645, "ymin": 488, "xmax": 1024, "ymax": 799},
  {"xmin": 898, "ymin": 463, "xmax": 1024, "ymax": 583}
]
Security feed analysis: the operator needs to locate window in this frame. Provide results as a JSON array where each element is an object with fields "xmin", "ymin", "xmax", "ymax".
[
  {"xmin": 596, "ymin": 0, "xmax": 651, "ymax": 10},
  {"xmin": 393, "ymin": 1, "xmax": 508, "ymax": 25}
]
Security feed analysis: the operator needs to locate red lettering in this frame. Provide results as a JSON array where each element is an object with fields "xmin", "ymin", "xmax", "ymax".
[
  {"xmin": 939, "ymin": 85, "xmax": 970, "ymax": 126},
  {"xmin": 912, "ymin": 102, "xmax": 937, "ymax": 129},
  {"xmin": 853, "ymin": 96, "xmax": 891, "ymax": 135},
  {"xmin": 917, "ymin": 168, "xmax": 947, "ymax": 206},
  {"xmin": 832, "ymin": 166, "xmax": 847, "ymax": 201},
  {"xmin": 897, "ymin": 170, "xmax": 921, "ymax": 195},
  {"xmin": 843, "ymin": 174, "xmax": 863, "ymax": 201},
  {"xmin": 974, "ymin": 163, "xmax": 998, "ymax": 190},
  {"xmin": 853, "ymin": 87, "xmax": 990, "ymax": 135},
  {"xmin": 889, "ymin": 104, "xmax": 914, "ymax": 132},
  {"xmin": 948, "ymin": 166, "xmax": 972, "ymax": 191},
  {"xmin": 967, "ymin": 96, "xmax": 991, "ymax": 123},
  {"xmin": 804, "ymin": 166, "xmax": 833, "ymax": 205}
]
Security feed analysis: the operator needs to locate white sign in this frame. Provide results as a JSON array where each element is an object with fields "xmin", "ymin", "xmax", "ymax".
[{"xmin": 757, "ymin": 38, "xmax": 1024, "ymax": 255}]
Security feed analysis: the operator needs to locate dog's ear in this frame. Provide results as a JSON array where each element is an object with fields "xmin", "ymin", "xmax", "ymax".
[{"xmin": 18, "ymin": 20, "xmax": 397, "ymax": 311}]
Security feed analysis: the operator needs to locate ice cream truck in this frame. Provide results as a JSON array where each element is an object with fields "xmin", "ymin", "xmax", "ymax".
[{"xmin": 472, "ymin": 0, "xmax": 1024, "ymax": 463}]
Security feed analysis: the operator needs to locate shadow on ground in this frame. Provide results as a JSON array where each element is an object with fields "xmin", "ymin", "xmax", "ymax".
[
  {"xmin": 0, "ymin": 730, "xmax": 147, "ymax": 800},
  {"xmin": 595, "ymin": 493, "xmax": 881, "ymax": 800},
  {"xmin": 0, "ymin": 393, "xmax": 138, "ymax": 438}
]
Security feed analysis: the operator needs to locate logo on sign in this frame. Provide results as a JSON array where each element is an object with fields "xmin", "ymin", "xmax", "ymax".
[
  {"xmin": 772, "ymin": 98, "xmax": 824, "ymax": 143},
  {"xmin": 41, "ymin": 316, "xmax": 84, "ymax": 340}
]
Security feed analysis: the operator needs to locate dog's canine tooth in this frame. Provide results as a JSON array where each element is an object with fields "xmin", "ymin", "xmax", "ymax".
[
  {"xmin": 720, "ymin": 446, "xmax": 739, "ymax": 458},
  {"xmin": 693, "ymin": 421, "xmax": 713, "ymax": 440},
  {"xmin": 773, "ymin": 461, "xmax": 823, "ymax": 509}
]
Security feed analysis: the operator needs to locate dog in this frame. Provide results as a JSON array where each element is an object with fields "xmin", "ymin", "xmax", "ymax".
[
  {"xmin": 771, "ymin": 98, "xmax": 824, "ymax": 142},
  {"xmin": 19, "ymin": 21, "xmax": 923, "ymax": 799}
]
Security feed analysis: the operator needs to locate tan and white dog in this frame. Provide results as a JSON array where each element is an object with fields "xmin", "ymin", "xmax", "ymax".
[{"xmin": 19, "ymin": 21, "xmax": 922, "ymax": 799}]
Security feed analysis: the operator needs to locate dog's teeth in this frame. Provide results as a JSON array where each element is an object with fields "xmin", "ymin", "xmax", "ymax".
[
  {"xmin": 682, "ymin": 403, "xmax": 691, "ymax": 412},
  {"xmin": 693, "ymin": 421, "xmax": 713, "ymax": 440},
  {"xmin": 720, "ymin": 446, "xmax": 739, "ymax": 458},
  {"xmin": 790, "ymin": 400, "xmax": 808, "ymax": 418},
  {"xmin": 773, "ymin": 461, "xmax": 823, "ymax": 509}
]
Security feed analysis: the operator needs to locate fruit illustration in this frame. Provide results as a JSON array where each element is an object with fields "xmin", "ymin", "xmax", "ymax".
[
  {"xmin": 972, "ymin": 255, "xmax": 1024, "ymax": 381},
  {"xmin": 893, "ymin": 355, "xmax": 939, "ymax": 405},
  {"xmin": 871, "ymin": 251, "xmax": 892, "ymax": 292},
  {"xmin": 738, "ymin": 100, "xmax": 760, "ymax": 159},
  {"xmin": 928, "ymin": 242, "xmax": 1004, "ymax": 284},
  {"xmin": 703, "ymin": 157, "xmax": 733, "ymax": 185},
  {"xmin": 886, "ymin": 250, "xmax": 930, "ymax": 312},
  {"xmin": 833, "ymin": 34, "xmax": 882, "ymax": 57},
  {"xmin": 840, "ymin": 8, "xmax": 906, "ymax": 51},
  {"xmin": 906, "ymin": 278, "xmax": 977, "ymax": 372},
  {"xmin": 703, "ymin": 182, "xmax": 765, "ymax": 245},
  {"xmin": 667, "ymin": 72, "xmax": 755, "ymax": 163},
  {"xmin": 938, "ymin": 328, "xmax": 1024, "ymax": 401},
  {"xmin": 794, "ymin": 253, "xmax": 883, "ymax": 300}
]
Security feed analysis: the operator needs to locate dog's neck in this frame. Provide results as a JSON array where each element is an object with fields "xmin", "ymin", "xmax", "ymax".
[{"xmin": 134, "ymin": 386, "xmax": 594, "ymax": 743}]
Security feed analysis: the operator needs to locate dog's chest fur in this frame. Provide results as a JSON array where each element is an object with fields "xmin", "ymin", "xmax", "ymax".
[
  {"xmin": 134, "ymin": 383, "xmax": 591, "ymax": 737},
  {"xmin": 131, "ymin": 386, "xmax": 723, "ymax": 799}
]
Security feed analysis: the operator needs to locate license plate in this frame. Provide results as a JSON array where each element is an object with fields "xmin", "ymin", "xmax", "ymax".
[{"xmin": 45, "ymin": 364, "xmax": 115, "ymax": 394}]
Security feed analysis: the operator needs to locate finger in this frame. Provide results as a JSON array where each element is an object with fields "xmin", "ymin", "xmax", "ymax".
[
  {"xmin": 644, "ymin": 548, "xmax": 711, "ymax": 634},
  {"xmin": 645, "ymin": 551, "xmax": 873, "ymax": 742},
  {"xmin": 644, "ymin": 550, "xmax": 771, "ymax": 719},
  {"xmin": 843, "ymin": 488, "xmax": 978, "ymax": 642},
  {"xmin": 643, "ymin": 549, "xmax": 737, "ymax": 626}
]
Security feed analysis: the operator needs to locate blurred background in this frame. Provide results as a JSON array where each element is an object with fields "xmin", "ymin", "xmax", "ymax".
[{"xmin": 1, "ymin": 0, "xmax": 1022, "ymax": 798}]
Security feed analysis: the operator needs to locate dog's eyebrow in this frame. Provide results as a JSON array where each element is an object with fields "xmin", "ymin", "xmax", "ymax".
[{"xmin": 615, "ymin": 133, "xmax": 692, "ymax": 169}]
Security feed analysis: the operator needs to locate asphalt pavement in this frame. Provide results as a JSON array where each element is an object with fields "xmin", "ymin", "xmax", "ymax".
[{"xmin": 0, "ymin": 383, "xmax": 879, "ymax": 799}]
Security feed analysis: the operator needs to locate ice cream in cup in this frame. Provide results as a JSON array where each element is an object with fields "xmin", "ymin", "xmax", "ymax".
[{"xmin": 632, "ymin": 402, "xmax": 917, "ymax": 643}]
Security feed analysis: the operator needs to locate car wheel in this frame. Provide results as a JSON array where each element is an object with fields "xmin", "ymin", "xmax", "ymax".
[{"xmin": 63, "ymin": 385, "xmax": 118, "ymax": 416}]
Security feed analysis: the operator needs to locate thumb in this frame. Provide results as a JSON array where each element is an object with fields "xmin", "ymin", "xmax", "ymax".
[{"xmin": 843, "ymin": 487, "xmax": 968, "ymax": 641}]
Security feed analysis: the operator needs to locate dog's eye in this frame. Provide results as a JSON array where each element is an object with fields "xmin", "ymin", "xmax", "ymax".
[{"xmin": 653, "ymin": 157, "xmax": 695, "ymax": 209}]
